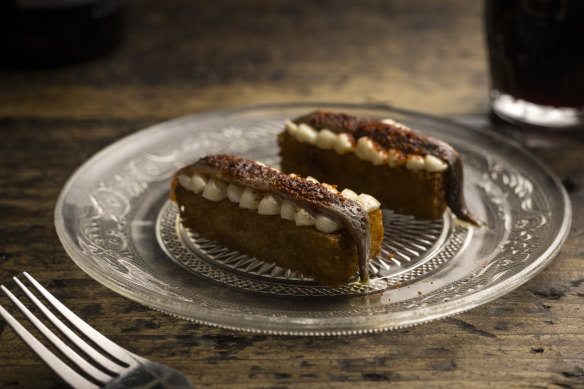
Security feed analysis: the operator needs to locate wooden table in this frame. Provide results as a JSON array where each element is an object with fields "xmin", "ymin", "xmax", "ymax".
[{"xmin": 1, "ymin": 1, "xmax": 583, "ymax": 387}]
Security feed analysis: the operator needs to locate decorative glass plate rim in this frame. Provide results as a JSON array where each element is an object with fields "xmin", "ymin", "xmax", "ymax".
[{"xmin": 54, "ymin": 102, "xmax": 572, "ymax": 335}]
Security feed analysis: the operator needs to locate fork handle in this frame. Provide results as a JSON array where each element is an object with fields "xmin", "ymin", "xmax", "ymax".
[{"xmin": 104, "ymin": 360, "xmax": 195, "ymax": 389}]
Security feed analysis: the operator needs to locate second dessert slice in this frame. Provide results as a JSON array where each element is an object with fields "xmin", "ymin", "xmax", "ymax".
[{"xmin": 279, "ymin": 110, "xmax": 480, "ymax": 225}]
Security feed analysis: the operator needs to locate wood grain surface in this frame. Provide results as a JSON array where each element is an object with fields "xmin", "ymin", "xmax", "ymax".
[{"xmin": 1, "ymin": 1, "xmax": 583, "ymax": 388}]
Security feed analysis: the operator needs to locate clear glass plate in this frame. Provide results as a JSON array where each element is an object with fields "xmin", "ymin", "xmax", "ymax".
[{"xmin": 55, "ymin": 103, "xmax": 572, "ymax": 335}]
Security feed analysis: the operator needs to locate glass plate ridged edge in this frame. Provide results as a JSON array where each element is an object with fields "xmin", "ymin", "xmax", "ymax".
[
  {"xmin": 54, "ymin": 102, "xmax": 572, "ymax": 335},
  {"xmin": 158, "ymin": 201, "xmax": 469, "ymax": 296}
]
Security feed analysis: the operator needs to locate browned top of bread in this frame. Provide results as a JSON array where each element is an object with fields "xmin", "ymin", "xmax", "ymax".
[
  {"xmin": 293, "ymin": 110, "xmax": 450, "ymax": 160},
  {"xmin": 192, "ymin": 154, "xmax": 347, "ymax": 209},
  {"xmin": 292, "ymin": 111, "xmax": 480, "ymax": 226}
]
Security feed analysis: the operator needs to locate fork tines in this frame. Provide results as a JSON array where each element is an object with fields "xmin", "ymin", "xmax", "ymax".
[{"xmin": 0, "ymin": 272, "xmax": 131, "ymax": 388}]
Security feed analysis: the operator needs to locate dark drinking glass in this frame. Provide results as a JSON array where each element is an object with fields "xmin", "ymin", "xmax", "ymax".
[
  {"xmin": 485, "ymin": 0, "xmax": 584, "ymax": 129},
  {"xmin": 0, "ymin": 0, "xmax": 125, "ymax": 68}
]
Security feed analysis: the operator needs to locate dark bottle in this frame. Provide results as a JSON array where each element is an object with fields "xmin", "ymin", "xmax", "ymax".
[
  {"xmin": 0, "ymin": 0, "xmax": 125, "ymax": 68},
  {"xmin": 485, "ymin": 0, "xmax": 584, "ymax": 108}
]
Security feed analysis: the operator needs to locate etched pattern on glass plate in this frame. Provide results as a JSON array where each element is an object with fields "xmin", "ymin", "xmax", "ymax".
[{"xmin": 55, "ymin": 103, "xmax": 571, "ymax": 334}]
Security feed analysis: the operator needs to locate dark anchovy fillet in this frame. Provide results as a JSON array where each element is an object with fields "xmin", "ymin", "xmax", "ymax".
[
  {"xmin": 178, "ymin": 154, "xmax": 373, "ymax": 282},
  {"xmin": 292, "ymin": 110, "xmax": 481, "ymax": 226}
]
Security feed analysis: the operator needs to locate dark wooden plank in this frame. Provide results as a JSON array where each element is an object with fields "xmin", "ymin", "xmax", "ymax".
[{"xmin": 1, "ymin": 1, "xmax": 583, "ymax": 388}]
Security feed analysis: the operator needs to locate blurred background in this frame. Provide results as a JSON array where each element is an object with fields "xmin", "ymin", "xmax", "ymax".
[{"xmin": 0, "ymin": 0, "xmax": 487, "ymax": 122}]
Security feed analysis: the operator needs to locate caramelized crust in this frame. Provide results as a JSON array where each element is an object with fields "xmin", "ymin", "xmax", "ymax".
[
  {"xmin": 279, "ymin": 132, "xmax": 448, "ymax": 220},
  {"xmin": 286, "ymin": 111, "xmax": 481, "ymax": 225},
  {"xmin": 173, "ymin": 185, "xmax": 383, "ymax": 287},
  {"xmin": 293, "ymin": 110, "xmax": 448, "ymax": 159},
  {"xmin": 174, "ymin": 154, "xmax": 352, "ymax": 210}
]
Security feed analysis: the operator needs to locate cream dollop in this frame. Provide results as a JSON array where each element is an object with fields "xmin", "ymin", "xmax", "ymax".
[
  {"xmin": 405, "ymin": 155, "xmax": 425, "ymax": 171},
  {"xmin": 387, "ymin": 149, "xmax": 404, "ymax": 168},
  {"xmin": 315, "ymin": 128, "xmax": 337, "ymax": 149},
  {"xmin": 296, "ymin": 123, "xmax": 318, "ymax": 143},
  {"xmin": 286, "ymin": 121, "xmax": 447, "ymax": 173},
  {"xmin": 424, "ymin": 154, "xmax": 448, "ymax": 172},
  {"xmin": 227, "ymin": 183, "xmax": 244, "ymax": 203},
  {"xmin": 258, "ymin": 194, "xmax": 282, "ymax": 215},
  {"xmin": 280, "ymin": 200, "xmax": 297, "ymax": 221},
  {"xmin": 355, "ymin": 137, "xmax": 387, "ymax": 166},
  {"xmin": 295, "ymin": 208, "xmax": 316, "ymax": 226},
  {"xmin": 178, "ymin": 174, "xmax": 193, "ymax": 191},
  {"xmin": 341, "ymin": 188, "xmax": 359, "ymax": 200},
  {"xmin": 333, "ymin": 133, "xmax": 354, "ymax": 154},
  {"xmin": 356, "ymin": 193, "xmax": 381, "ymax": 212},
  {"xmin": 315, "ymin": 214, "xmax": 342, "ymax": 233},
  {"xmin": 239, "ymin": 187, "xmax": 262, "ymax": 210},
  {"xmin": 322, "ymin": 183, "xmax": 339, "ymax": 194},
  {"xmin": 191, "ymin": 173, "xmax": 208, "ymax": 194},
  {"xmin": 202, "ymin": 178, "xmax": 228, "ymax": 201}
]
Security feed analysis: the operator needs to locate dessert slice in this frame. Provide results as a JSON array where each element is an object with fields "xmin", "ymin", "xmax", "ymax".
[
  {"xmin": 278, "ymin": 110, "xmax": 480, "ymax": 225},
  {"xmin": 171, "ymin": 154, "xmax": 384, "ymax": 287}
]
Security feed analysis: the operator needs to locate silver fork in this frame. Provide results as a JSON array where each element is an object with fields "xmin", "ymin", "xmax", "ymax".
[{"xmin": 0, "ymin": 272, "xmax": 194, "ymax": 389}]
